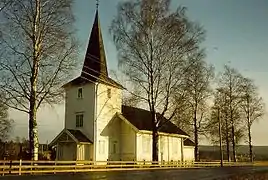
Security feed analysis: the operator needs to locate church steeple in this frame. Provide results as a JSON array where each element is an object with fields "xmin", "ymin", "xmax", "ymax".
[
  {"xmin": 64, "ymin": 2, "xmax": 123, "ymax": 89},
  {"xmin": 81, "ymin": 6, "xmax": 108, "ymax": 82}
]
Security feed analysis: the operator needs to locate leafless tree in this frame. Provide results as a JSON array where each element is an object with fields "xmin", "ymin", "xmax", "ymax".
[
  {"xmin": 0, "ymin": 0, "xmax": 78, "ymax": 160},
  {"xmin": 207, "ymin": 65, "xmax": 245, "ymax": 162},
  {"xmin": 0, "ymin": 0, "xmax": 12, "ymax": 12},
  {"xmin": 207, "ymin": 88, "xmax": 245, "ymax": 161},
  {"xmin": 110, "ymin": 0, "xmax": 205, "ymax": 161},
  {"xmin": 181, "ymin": 52, "xmax": 214, "ymax": 161},
  {"xmin": 240, "ymin": 78, "xmax": 265, "ymax": 162},
  {"xmin": 0, "ymin": 94, "xmax": 13, "ymax": 142}
]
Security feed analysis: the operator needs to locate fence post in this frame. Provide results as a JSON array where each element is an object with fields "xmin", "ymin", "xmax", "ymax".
[
  {"xmin": 107, "ymin": 159, "xmax": 109, "ymax": 169},
  {"xmin": 2, "ymin": 159, "xmax": 5, "ymax": 176},
  {"xmin": 54, "ymin": 161, "xmax": 57, "ymax": 174},
  {"xmin": 19, "ymin": 159, "xmax": 22, "ymax": 175},
  {"xmin": 75, "ymin": 160, "xmax": 77, "ymax": 173},
  {"xmin": 9, "ymin": 160, "xmax": 12, "ymax": 174},
  {"xmin": 30, "ymin": 161, "xmax": 33, "ymax": 175}
]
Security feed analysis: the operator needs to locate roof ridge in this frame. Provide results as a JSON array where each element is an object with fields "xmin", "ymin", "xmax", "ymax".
[{"xmin": 122, "ymin": 105, "xmax": 150, "ymax": 112}]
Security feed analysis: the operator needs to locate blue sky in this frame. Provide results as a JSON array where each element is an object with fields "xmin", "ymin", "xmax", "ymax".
[{"xmin": 11, "ymin": 0, "xmax": 268, "ymax": 145}]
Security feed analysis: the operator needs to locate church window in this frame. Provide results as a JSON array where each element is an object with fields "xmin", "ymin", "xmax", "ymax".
[
  {"xmin": 99, "ymin": 140, "xmax": 105, "ymax": 154},
  {"xmin": 112, "ymin": 141, "xmax": 117, "ymax": 154},
  {"xmin": 160, "ymin": 137, "xmax": 165, "ymax": 153},
  {"xmin": 76, "ymin": 114, "xmax": 84, "ymax": 127},
  {"xmin": 78, "ymin": 88, "xmax": 83, "ymax": 99},
  {"xmin": 107, "ymin": 88, "xmax": 111, "ymax": 98},
  {"xmin": 142, "ymin": 135, "xmax": 150, "ymax": 153},
  {"xmin": 173, "ymin": 138, "xmax": 178, "ymax": 154}
]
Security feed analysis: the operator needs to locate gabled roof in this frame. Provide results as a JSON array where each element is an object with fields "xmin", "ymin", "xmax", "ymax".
[
  {"xmin": 184, "ymin": 139, "xmax": 195, "ymax": 146},
  {"xmin": 121, "ymin": 105, "xmax": 189, "ymax": 136},
  {"xmin": 62, "ymin": 10, "xmax": 123, "ymax": 89},
  {"xmin": 63, "ymin": 76, "xmax": 124, "ymax": 89},
  {"xmin": 49, "ymin": 129, "xmax": 92, "ymax": 146},
  {"xmin": 67, "ymin": 129, "xmax": 92, "ymax": 143}
]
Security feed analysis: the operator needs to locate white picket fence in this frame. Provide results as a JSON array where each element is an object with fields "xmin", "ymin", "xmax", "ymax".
[{"xmin": 0, "ymin": 160, "xmax": 262, "ymax": 176}]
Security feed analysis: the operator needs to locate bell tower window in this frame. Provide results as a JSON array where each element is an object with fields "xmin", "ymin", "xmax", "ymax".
[
  {"xmin": 107, "ymin": 88, "xmax": 111, "ymax": 98},
  {"xmin": 76, "ymin": 114, "xmax": 84, "ymax": 127},
  {"xmin": 78, "ymin": 87, "xmax": 83, "ymax": 99}
]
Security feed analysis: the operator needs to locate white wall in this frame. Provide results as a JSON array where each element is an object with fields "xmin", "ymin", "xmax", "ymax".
[
  {"xmin": 64, "ymin": 83, "xmax": 95, "ymax": 142},
  {"xmin": 76, "ymin": 144, "xmax": 93, "ymax": 161},
  {"xmin": 57, "ymin": 142, "xmax": 76, "ymax": 161},
  {"xmin": 136, "ymin": 133, "xmax": 152, "ymax": 161},
  {"xmin": 183, "ymin": 146, "xmax": 195, "ymax": 162},
  {"xmin": 95, "ymin": 83, "xmax": 122, "ymax": 161},
  {"xmin": 120, "ymin": 120, "xmax": 136, "ymax": 161},
  {"xmin": 108, "ymin": 117, "xmax": 121, "ymax": 161},
  {"xmin": 136, "ymin": 132, "xmax": 183, "ymax": 162},
  {"xmin": 159, "ymin": 135, "xmax": 182, "ymax": 162},
  {"xmin": 77, "ymin": 144, "xmax": 85, "ymax": 161}
]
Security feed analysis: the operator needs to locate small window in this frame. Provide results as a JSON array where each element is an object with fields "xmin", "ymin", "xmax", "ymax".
[
  {"xmin": 76, "ymin": 114, "xmax": 83, "ymax": 127},
  {"xmin": 78, "ymin": 88, "xmax": 83, "ymax": 99},
  {"xmin": 142, "ymin": 136, "xmax": 150, "ymax": 153},
  {"xmin": 173, "ymin": 139, "xmax": 178, "ymax": 154},
  {"xmin": 112, "ymin": 141, "xmax": 117, "ymax": 154},
  {"xmin": 99, "ymin": 140, "xmax": 105, "ymax": 154},
  {"xmin": 107, "ymin": 88, "xmax": 111, "ymax": 98}
]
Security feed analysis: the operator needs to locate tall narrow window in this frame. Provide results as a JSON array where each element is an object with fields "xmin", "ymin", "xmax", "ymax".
[
  {"xmin": 112, "ymin": 141, "xmax": 117, "ymax": 154},
  {"xmin": 160, "ymin": 137, "xmax": 165, "ymax": 153},
  {"xmin": 99, "ymin": 140, "xmax": 105, "ymax": 154},
  {"xmin": 107, "ymin": 88, "xmax": 111, "ymax": 98},
  {"xmin": 76, "ymin": 114, "xmax": 84, "ymax": 127},
  {"xmin": 173, "ymin": 138, "xmax": 178, "ymax": 154},
  {"xmin": 142, "ymin": 136, "xmax": 150, "ymax": 153},
  {"xmin": 78, "ymin": 88, "xmax": 83, "ymax": 99}
]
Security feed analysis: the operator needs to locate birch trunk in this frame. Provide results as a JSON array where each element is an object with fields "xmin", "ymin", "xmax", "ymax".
[
  {"xmin": 29, "ymin": 0, "xmax": 41, "ymax": 160},
  {"xmin": 194, "ymin": 108, "xmax": 199, "ymax": 161},
  {"xmin": 224, "ymin": 115, "xmax": 230, "ymax": 162},
  {"xmin": 248, "ymin": 123, "xmax": 253, "ymax": 162}
]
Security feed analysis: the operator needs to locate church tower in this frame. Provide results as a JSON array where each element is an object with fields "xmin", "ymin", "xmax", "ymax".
[{"xmin": 63, "ymin": 7, "xmax": 123, "ymax": 161}]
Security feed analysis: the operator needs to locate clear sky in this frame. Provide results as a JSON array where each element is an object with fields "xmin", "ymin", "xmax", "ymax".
[{"xmin": 10, "ymin": 0, "xmax": 268, "ymax": 145}]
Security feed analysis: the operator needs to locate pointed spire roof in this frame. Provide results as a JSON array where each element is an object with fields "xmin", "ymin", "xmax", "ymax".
[
  {"xmin": 63, "ymin": 9, "xmax": 123, "ymax": 89},
  {"xmin": 81, "ymin": 9, "xmax": 108, "ymax": 81}
]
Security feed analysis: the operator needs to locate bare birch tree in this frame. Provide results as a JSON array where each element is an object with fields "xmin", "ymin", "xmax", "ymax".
[
  {"xmin": 207, "ymin": 88, "xmax": 244, "ymax": 161},
  {"xmin": 0, "ymin": 0, "xmax": 77, "ymax": 160},
  {"xmin": 208, "ymin": 65, "xmax": 245, "ymax": 162},
  {"xmin": 182, "ymin": 52, "xmax": 214, "ymax": 161},
  {"xmin": 110, "ymin": 0, "xmax": 205, "ymax": 161},
  {"xmin": 0, "ymin": 94, "xmax": 13, "ymax": 142},
  {"xmin": 240, "ymin": 78, "xmax": 265, "ymax": 162}
]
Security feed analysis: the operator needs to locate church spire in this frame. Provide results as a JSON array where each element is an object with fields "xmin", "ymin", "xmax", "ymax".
[
  {"xmin": 96, "ymin": 0, "xmax": 99, "ymax": 10},
  {"xmin": 81, "ymin": 1, "xmax": 108, "ymax": 82}
]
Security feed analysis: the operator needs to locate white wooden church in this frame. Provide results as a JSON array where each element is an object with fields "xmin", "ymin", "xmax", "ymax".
[{"xmin": 50, "ymin": 9, "xmax": 195, "ymax": 163}]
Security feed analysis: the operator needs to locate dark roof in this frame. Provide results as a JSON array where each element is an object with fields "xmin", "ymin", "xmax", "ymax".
[
  {"xmin": 82, "ymin": 10, "xmax": 108, "ymax": 80},
  {"xmin": 67, "ymin": 129, "xmax": 92, "ymax": 143},
  {"xmin": 184, "ymin": 139, "xmax": 195, "ymax": 146},
  {"xmin": 62, "ymin": 10, "xmax": 123, "ymax": 89},
  {"xmin": 63, "ymin": 76, "xmax": 124, "ymax": 89},
  {"xmin": 121, "ymin": 105, "xmax": 189, "ymax": 136}
]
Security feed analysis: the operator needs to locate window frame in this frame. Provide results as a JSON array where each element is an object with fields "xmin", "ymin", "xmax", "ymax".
[
  {"xmin": 76, "ymin": 114, "xmax": 84, "ymax": 127},
  {"xmin": 172, "ymin": 138, "xmax": 178, "ymax": 154},
  {"xmin": 142, "ymin": 135, "xmax": 150, "ymax": 153},
  {"xmin": 112, "ymin": 141, "xmax": 117, "ymax": 154},
  {"xmin": 99, "ymin": 140, "xmax": 105, "ymax": 154},
  {"xmin": 78, "ymin": 87, "xmax": 83, "ymax": 99},
  {"xmin": 107, "ymin": 88, "xmax": 111, "ymax": 99}
]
